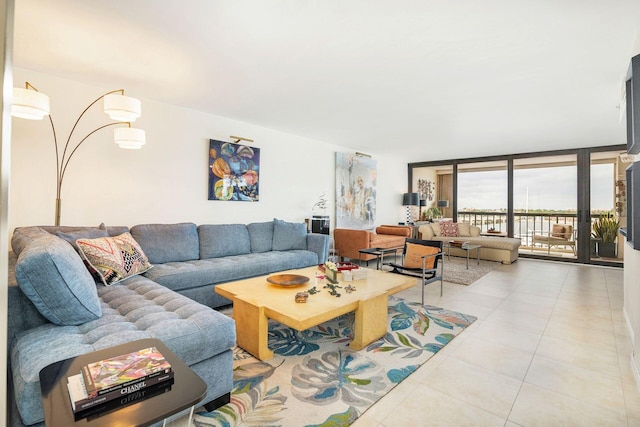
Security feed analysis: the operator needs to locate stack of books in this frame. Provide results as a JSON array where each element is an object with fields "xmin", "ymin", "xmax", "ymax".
[{"xmin": 67, "ymin": 346, "xmax": 174, "ymax": 414}]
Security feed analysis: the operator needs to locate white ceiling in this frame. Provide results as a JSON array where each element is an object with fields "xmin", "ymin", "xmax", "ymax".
[{"xmin": 12, "ymin": 0, "xmax": 640, "ymax": 161}]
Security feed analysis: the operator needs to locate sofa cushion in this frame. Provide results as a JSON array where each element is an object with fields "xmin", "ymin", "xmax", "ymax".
[
  {"xmin": 419, "ymin": 224, "xmax": 435, "ymax": 239},
  {"xmin": 375, "ymin": 225, "xmax": 411, "ymax": 237},
  {"xmin": 56, "ymin": 228, "xmax": 109, "ymax": 252},
  {"xmin": 14, "ymin": 235, "xmax": 102, "ymax": 326},
  {"xmin": 404, "ymin": 243, "xmax": 439, "ymax": 269},
  {"xmin": 247, "ymin": 221, "xmax": 274, "ymax": 253},
  {"xmin": 370, "ymin": 234, "xmax": 406, "ymax": 247},
  {"xmin": 130, "ymin": 223, "xmax": 199, "ymax": 264},
  {"xmin": 77, "ymin": 232, "xmax": 152, "ymax": 286},
  {"xmin": 11, "ymin": 226, "xmax": 51, "ymax": 256},
  {"xmin": 272, "ymin": 219, "xmax": 307, "ymax": 251},
  {"xmin": 145, "ymin": 250, "xmax": 320, "ymax": 293},
  {"xmin": 198, "ymin": 224, "xmax": 251, "ymax": 258},
  {"xmin": 457, "ymin": 223, "xmax": 471, "ymax": 237},
  {"xmin": 551, "ymin": 224, "xmax": 566, "ymax": 237}
]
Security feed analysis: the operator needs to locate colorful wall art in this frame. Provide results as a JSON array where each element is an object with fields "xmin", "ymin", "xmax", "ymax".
[
  {"xmin": 335, "ymin": 153, "xmax": 377, "ymax": 229},
  {"xmin": 208, "ymin": 139, "xmax": 260, "ymax": 201}
]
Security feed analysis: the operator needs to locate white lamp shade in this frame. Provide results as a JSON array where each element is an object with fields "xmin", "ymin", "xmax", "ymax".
[
  {"xmin": 104, "ymin": 94, "xmax": 141, "ymax": 122},
  {"xmin": 12, "ymin": 88, "xmax": 50, "ymax": 120},
  {"xmin": 114, "ymin": 127, "xmax": 146, "ymax": 149}
]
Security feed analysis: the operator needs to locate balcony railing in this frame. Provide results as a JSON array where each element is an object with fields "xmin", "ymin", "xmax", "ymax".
[{"xmin": 457, "ymin": 211, "xmax": 609, "ymax": 247}]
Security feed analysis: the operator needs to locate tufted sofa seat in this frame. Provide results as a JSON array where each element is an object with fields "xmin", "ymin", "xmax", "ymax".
[
  {"xmin": 8, "ymin": 271, "xmax": 235, "ymax": 427},
  {"xmin": 419, "ymin": 222, "xmax": 521, "ymax": 264}
]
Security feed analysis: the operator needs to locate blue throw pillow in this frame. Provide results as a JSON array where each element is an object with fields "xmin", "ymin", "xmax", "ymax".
[
  {"xmin": 15, "ymin": 235, "xmax": 102, "ymax": 326},
  {"xmin": 130, "ymin": 223, "xmax": 199, "ymax": 264},
  {"xmin": 247, "ymin": 221, "xmax": 274, "ymax": 253},
  {"xmin": 56, "ymin": 228, "xmax": 109, "ymax": 252},
  {"xmin": 272, "ymin": 218, "xmax": 307, "ymax": 251},
  {"xmin": 198, "ymin": 224, "xmax": 251, "ymax": 258}
]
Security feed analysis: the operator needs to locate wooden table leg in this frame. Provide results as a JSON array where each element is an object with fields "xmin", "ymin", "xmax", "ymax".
[
  {"xmin": 350, "ymin": 293, "xmax": 388, "ymax": 350},
  {"xmin": 233, "ymin": 296, "xmax": 274, "ymax": 361}
]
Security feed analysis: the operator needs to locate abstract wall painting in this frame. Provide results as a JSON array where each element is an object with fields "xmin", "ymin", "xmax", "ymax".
[
  {"xmin": 208, "ymin": 139, "xmax": 260, "ymax": 201},
  {"xmin": 335, "ymin": 152, "xmax": 377, "ymax": 229}
]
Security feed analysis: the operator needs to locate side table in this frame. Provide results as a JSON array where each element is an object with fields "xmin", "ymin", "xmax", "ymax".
[
  {"xmin": 39, "ymin": 338, "xmax": 207, "ymax": 427},
  {"xmin": 358, "ymin": 247, "xmax": 403, "ymax": 270},
  {"xmin": 443, "ymin": 242, "xmax": 482, "ymax": 269}
]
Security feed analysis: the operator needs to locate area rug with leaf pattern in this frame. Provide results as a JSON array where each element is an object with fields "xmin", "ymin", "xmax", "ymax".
[{"xmin": 192, "ymin": 296, "xmax": 477, "ymax": 427}]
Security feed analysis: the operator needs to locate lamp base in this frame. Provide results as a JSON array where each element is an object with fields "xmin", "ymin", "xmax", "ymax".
[
  {"xmin": 405, "ymin": 206, "xmax": 413, "ymax": 225},
  {"xmin": 55, "ymin": 198, "xmax": 61, "ymax": 226}
]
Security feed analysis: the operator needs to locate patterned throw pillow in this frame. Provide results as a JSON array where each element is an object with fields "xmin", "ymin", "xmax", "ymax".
[
  {"xmin": 404, "ymin": 243, "xmax": 440, "ymax": 269},
  {"xmin": 77, "ymin": 232, "xmax": 152, "ymax": 286},
  {"xmin": 439, "ymin": 222, "xmax": 460, "ymax": 237}
]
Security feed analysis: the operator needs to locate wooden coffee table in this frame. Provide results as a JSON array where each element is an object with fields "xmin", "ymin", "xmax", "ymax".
[{"xmin": 215, "ymin": 266, "xmax": 415, "ymax": 361}]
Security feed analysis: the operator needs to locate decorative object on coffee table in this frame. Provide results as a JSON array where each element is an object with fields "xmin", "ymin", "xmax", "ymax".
[
  {"xmin": 266, "ymin": 274, "xmax": 310, "ymax": 286},
  {"xmin": 324, "ymin": 261, "xmax": 339, "ymax": 283}
]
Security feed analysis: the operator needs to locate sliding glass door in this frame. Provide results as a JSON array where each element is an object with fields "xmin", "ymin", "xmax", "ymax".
[
  {"xmin": 457, "ymin": 161, "xmax": 508, "ymax": 234},
  {"xmin": 513, "ymin": 155, "xmax": 577, "ymax": 260},
  {"xmin": 408, "ymin": 145, "xmax": 626, "ymax": 266}
]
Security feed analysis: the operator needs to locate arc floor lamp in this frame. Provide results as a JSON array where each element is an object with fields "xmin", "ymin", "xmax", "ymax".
[{"xmin": 12, "ymin": 82, "xmax": 146, "ymax": 226}]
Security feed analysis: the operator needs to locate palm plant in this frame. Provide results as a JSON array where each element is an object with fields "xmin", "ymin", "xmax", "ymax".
[{"xmin": 592, "ymin": 214, "xmax": 620, "ymax": 243}]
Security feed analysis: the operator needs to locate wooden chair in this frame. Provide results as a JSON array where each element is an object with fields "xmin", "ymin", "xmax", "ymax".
[
  {"xmin": 387, "ymin": 238, "xmax": 444, "ymax": 304},
  {"xmin": 531, "ymin": 224, "xmax": 576, "ymax": 255}
]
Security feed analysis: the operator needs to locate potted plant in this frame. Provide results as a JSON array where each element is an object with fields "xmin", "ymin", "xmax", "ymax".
[
  {"xmin": 592, "ymin": 214, "xmax": 620, "ymax": 258},
  {"xmin": 425, "ymin": 207, "xmax": 441, "ymax": 221}
]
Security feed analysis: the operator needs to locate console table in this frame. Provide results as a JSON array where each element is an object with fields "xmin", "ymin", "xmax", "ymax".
[{"xmin": 39, "ymin": 338, "xmax": 207, "ymax": 427}]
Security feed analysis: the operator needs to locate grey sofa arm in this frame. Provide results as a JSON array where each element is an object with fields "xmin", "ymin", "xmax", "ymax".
[{"xmin": 307, "ymin": 233, "xmax": 330, "ymax": 264}]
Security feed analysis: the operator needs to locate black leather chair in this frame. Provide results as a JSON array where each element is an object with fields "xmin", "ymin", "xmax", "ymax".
[{"xmin": 388, "ymin": 238, "xmax": 444, "ymax": 304}]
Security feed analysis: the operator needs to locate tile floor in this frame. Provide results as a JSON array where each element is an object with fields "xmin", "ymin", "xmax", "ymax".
[
  {"xmin": 171, "ymin": 258, "xmax": 639, "ymax": 427},
  {"xmin": 353, "ymin": 258, "xmax": 640, "ymax": 427}
]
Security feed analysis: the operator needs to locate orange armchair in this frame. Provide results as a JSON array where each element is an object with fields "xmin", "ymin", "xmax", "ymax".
[{"xmin": 333, "ymin": 225, "xmax": 413, "ymax": 262}]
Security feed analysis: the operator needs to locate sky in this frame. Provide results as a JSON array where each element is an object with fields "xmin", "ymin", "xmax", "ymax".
[{"xmin": 457, "ymin": 164, "xmax": 614, "ymax": 211}]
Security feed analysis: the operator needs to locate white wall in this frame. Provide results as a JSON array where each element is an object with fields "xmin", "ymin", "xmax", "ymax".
[{"xmin": 9, "ymin": 68, "xmax": 408, "ymax": 233}]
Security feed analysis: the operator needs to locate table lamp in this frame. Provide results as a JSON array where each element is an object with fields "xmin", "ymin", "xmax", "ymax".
[{"xmin": 402, "ymin": 192, "xmax": 420, "ymax": 224}]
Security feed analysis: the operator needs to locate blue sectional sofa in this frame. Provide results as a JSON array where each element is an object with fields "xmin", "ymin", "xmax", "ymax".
[{"xmin": 7, "ymin": 220, "xmax": 329, "ymax": 427}]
